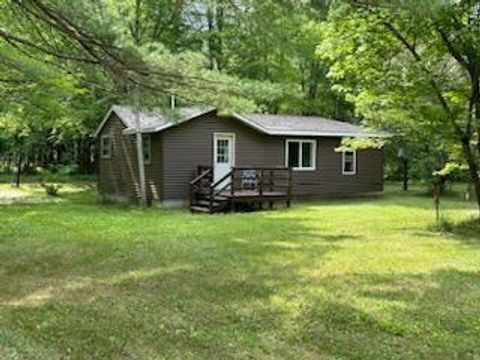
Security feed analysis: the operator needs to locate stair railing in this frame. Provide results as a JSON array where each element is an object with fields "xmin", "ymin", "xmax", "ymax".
[{"xmin": 189, "ymin": 168, "xmax": 213, "ymax": 208}]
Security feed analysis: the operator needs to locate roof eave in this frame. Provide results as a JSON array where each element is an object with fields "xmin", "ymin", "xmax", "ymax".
[
  {"xmin": 123, "ymin": 123, "xmax": 174, "ymax": 135},
  {"xmin": 267, "ymin": 131, "xmax": 385, "ymax": 137},
  {"xmin": 232, "ymin": 113, "xmax": 388, "ymax": 138},
  {"xmin": 231, "ymin": 113, "xmax": 272, "ymax": 134},
  {"xmin": 93, "ymin": 107, "xmax": 115, "ymax": 138}
]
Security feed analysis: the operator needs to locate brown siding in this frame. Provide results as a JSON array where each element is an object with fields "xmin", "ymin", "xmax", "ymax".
[
  {"xmin": 291, "ymin": 137, "xmax": 383, "ymax": 196},
  {"xmin": 160, "ymin": 112, "xmax": 383, "ymax": 201},
  {"xmin": 97, "ymin": 114, "xmax": 162, "ymax": 203}
]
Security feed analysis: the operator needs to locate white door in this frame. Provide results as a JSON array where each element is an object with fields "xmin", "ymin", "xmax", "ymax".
[{"xmin": 213, "ymin": 133, "xmax": 235, "ymax": 187}]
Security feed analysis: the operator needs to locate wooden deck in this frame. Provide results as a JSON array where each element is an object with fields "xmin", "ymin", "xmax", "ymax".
[
  {"xmin": 219, "ymin": 189, "xmax": 288, "ymax": 199},
  {"xmin": 190, "ymin": 166, "xmax": 292, "ymax": 213}
]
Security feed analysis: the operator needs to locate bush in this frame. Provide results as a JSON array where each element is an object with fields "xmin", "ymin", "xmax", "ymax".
[
  {"xmin": 47, "ymin": 164, "xmax": 79, "ymax": 176},
  {"xmin": 41, "ymin": 182, "xmax": 63, "ymax": 196}
]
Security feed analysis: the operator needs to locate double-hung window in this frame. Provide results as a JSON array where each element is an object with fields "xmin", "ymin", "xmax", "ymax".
[
  {"xmin": 286, "ymin": 139, "xmax": 316, "ymax": 170},
  {"xmin": 342, "ymin": 150, "xmax": 357, "ymax": 175},
  {"xmin": 101, "ymin": 134, "xmax": 112, "ymax": 159}
]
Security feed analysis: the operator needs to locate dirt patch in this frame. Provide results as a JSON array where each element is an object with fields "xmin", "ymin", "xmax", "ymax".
[{"xmin": 0, "ymin": 186, "xmax": 44, "ymax": 204}]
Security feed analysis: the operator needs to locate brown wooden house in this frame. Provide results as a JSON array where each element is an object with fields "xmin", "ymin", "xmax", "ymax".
[{"xmin": 94, "ymin": 105, "xmax": 384, "ymax": 212}]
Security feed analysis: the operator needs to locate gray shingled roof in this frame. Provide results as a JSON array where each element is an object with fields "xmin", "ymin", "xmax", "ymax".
[
  {"xmin": 234, "ymin": 113, "xmax": 369, "ymax": 137},
  {"xmin": 112, "ymin": 105, "xmax": 215, "ymax": 134},
  {"xmin": 96, "ymin": 105, "xmax": 380, "ymax": 137},
  {"xmin": 94, "ymin": 105, "xmax": 214, "ymax": 136}
]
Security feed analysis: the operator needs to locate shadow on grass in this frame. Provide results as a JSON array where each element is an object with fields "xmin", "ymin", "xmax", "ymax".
[
  {"xmin": 293, "ymin": 268, "xmax": 480, "ymax": 359},
  {"xmin": 1, "ymin": 187, "xmax": 479, "ymax": 358},
  {"xmin": 0, "ymin": 208, "xmax": 346, "ymax": 358},
  {"xmin": 435, "ymin": 217, "xmax": 480, "ymax": 244}
]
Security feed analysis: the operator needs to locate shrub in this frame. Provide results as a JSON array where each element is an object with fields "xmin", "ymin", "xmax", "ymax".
[{"xmin": 41, "ymin": 182, "xmax": 63, "ymax": 196}]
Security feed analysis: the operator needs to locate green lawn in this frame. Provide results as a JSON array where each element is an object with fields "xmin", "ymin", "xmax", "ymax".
[{"xmin": 0, "ymin": 183, "xmax": 479, "ymax": 359}]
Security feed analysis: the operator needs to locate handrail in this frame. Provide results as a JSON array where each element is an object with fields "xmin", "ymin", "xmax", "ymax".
[
  {"xmin": 212, "ymin": 180, "xmax": 232, "ymax": 198},
  {"xmin": 210, "ymin": 170, "xmax": 233, "ymax": 189},
  {"xmin": 190, "ymin": 168, "xmax": 212, "ymax": 186}
]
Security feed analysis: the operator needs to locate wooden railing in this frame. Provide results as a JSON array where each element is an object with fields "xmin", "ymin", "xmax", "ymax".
[
  {"xmin": 212, "ymin": 166, "xmax": 292, "ymax": 207},
  {"xmin": 189, "ymin": 166, "xmax": 213, "ymax": 208},
  {"xmin": 190, "ymin": 166, "xmax": 293, "ymax": 212}
]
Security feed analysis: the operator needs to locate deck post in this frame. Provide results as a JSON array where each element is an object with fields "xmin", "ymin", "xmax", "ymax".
[
  {"xmin": 231, "ymin": 169, "xmax": 235, "ymax": 212},
  {"xmin": 269, "ymin": 169, "xmax": 274, "ymax": 209},
  {"xmin": 209, "ymin": 185, "xmax": 214, "ymax": 213},
  {"xmin": 189, "ymin": 183, "xmax": 193, "ymax": 210},
  {"xmin": 259, "ymin": 169, "xmax": 264, "ymax": 210},
  {"xmin": 287, "ymin": 167, "xmax": 292, "ymax": 208}
]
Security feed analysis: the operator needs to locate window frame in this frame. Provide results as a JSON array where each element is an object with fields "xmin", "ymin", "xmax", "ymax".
[
  {"xmin": 285, "ymin": 139, "xmax": 317, "ymax": 171},
  {"xmin": 142, "ymin": 134, "xmax": 152, "ymax": 166},
  {"xmin": 100, "ymin": 134, "xmax": 112, "ymax": 159},
  {"xmin": 342, "ymin": 150, "xmax": 357, "ymax": 175},
  {"xmin": 213, "ymin": 132, "xmax": 236, "ymax": 167}
]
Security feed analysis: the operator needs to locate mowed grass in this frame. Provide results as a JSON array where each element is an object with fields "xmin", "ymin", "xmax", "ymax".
[{"xmin": 0, "ymin": 183, "xmax": 479, "ymax": 359}]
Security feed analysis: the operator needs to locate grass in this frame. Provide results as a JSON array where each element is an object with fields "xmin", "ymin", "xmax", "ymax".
[{"xmin": 0, "ymin": 182, "xmax": 479, "ymax": 359}]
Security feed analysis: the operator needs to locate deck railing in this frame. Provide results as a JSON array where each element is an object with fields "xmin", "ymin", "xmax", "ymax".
[
  {"xmin": 190, "ymin": 166, "xmax": 293, "ymax": 212},
  {"xmin": 213, "ymin": 167, "xmax": 292, "ymax": 207}
]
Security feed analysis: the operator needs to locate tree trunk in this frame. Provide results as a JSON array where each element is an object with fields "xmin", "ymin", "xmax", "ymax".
[
  {"xmin": 76, "ymin": 137, "xmax": 94, "ymax": 174},
  {"xmin": 433, "ymin": 181, "xmax": 441, "ymax": 225},
  {"xmin": 461, "ymin": 137, "xmax": 480, "ymax": 218},
  {"xmin": 402, "ymin": 158, "xmax": 409, "ymax": 191},
  {"xmin": 14, "ymin": 156, "xmax": 21, "ymax": 187},
  {"xmin": 206, "ymin": 1, "xmax": 224, "ymax": 71}
]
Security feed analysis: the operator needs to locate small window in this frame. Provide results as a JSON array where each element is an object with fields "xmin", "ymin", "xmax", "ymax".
[
  {"xmin": 142, "ymin": 134, "xmax": 151, "ymax": 165},
  {"xmin": 342, "ymin": 150, "xmax": 357, "ymax": 175},
  {"xmin": 286, "ymin": 140, "xmax": 316, "ymax": 170},
  {"xmin": 101, "ymin": 134, "xmax": 112, "ymax": 158},
  {"xmin": 216, "ymin": 139, "xmax": 230, "ymax": 163}
]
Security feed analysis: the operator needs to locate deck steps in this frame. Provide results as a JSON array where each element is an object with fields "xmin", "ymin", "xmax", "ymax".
[
  {"xmin": 190, "ymin": 206, "xmax": 214, "ymax": 213},
  {"xmin": 190, "ymin": 199, "xmax": 229, "ymax": 213}
]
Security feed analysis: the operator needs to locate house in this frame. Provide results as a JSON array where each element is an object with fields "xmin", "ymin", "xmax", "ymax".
[{"xmin": 94, "ymin": 105, "xmax": 384, "ymax": 212}]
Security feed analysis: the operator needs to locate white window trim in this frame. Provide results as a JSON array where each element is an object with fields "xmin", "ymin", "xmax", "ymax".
[
  {"xmin": 213, "ymin": 132, "xmax": 236, "ymax": 167},
  {"xmin": 142, "ymin": 134, "xmax": 151, "ymax": 165},
  {"xmin": 285, "ymin": 139, "xmax": 317, "ymax": 171},
  {"xmin": 100, "ymin": 134, "xmax": 112, "ymax": 159},
  {"xmin": 342, "ymin": 150, "xmax": 357, "ymax": 175}
]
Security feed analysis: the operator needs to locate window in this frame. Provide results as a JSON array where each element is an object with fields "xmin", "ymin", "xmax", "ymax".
[
  {"xmin": 101, "ymin": 134, "xmax": 112, "ymax": 158},
  {"xmin": 216, "ymin": 139, "xmax": 230, "ymax": 163},
  {"xmin": 286, "ymin": 139, "xmax": 316, "ymax": 170},
  {"xmin": 142, "ymin": 134, "xmax": 151, "ymax": 165},
  {"xmin": 342, "ymin": 150, "xmax": 357, "ymax": 175}
]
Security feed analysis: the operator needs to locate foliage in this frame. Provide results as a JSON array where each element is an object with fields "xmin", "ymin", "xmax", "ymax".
[
  {"xmin": 40, "ymin": 182, "xmax": 63, "ymax": 197},
  {"xmin": 318, "ymin": 0, "xmax": 480, "ymax": 214},
  {"xmin": 0, "ymin": 0, "xmax": 352, "ymax": 177}
]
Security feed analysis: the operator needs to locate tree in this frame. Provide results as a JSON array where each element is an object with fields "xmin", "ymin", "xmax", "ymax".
[{"xmin": 318, "ymin": 0, "xmax": 480, "ymax": 218}]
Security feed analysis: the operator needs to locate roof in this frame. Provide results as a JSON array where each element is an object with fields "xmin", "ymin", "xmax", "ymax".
[
  {"xmin": 94, "ymin": 105, "xmax": 215, "ymax": 137},
  {"xmin": 232, "ymin": 113, "xmax": 377, "ymax": 137},
  {"xmin": 95, "ymin": 105, "xmax": 383, "ymax": 138}
]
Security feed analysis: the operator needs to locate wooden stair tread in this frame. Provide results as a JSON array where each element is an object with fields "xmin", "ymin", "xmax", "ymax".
[
  {"xmin": 195, "ymin": 200, "xmax": 225, "ymax": 207},
  {"xmin": 190, "ymin": 206, "xmax": 212, "ymax": 213}
]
